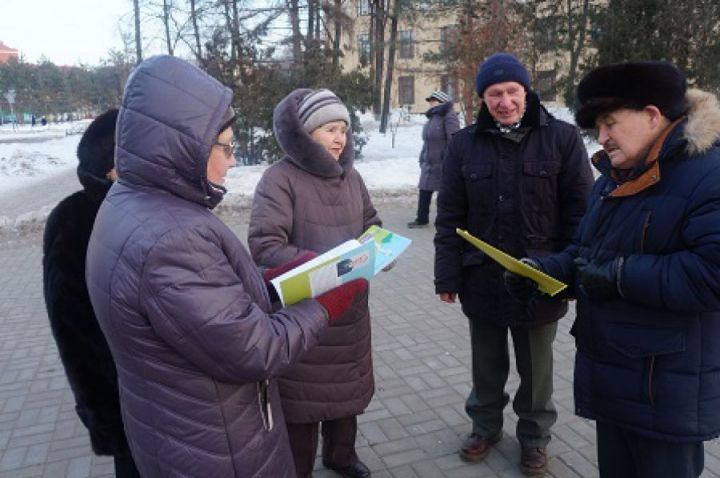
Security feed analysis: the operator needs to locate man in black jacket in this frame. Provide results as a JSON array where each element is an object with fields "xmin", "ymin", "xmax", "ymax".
[{"xmin": 434, "ymin": 52, "xmax": 593, "ymax": 475}]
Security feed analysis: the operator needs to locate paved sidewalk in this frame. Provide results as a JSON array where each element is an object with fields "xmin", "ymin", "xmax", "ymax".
[{"xmin": 0, "ymin": 202, "xmax": 718, "ymax": 477}]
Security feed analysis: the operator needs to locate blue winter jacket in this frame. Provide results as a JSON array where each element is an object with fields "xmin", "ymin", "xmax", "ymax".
[{"xmin": 538, "ymin": 89, "xmax": 720, "ymax": 442}]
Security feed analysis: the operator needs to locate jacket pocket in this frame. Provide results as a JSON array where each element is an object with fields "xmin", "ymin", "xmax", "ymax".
[
  {"xmin": 606, "ymin": 324, "xmax": 686, "ymax": 358},
  {"xmin": 521, "ymin": 161, "xmax": 561, "ymax": 214},
  {"xmin": 523, "ymin": 160, "xmax": 561, "ymax": 178},
  {"xmin": 461, "ymin": 162, "xmax": 493, "ymax": 181},
  {"xmin": 605, "ymin": 324, "xmax": 686, "ymax": 405},
  {"xmin": 461, "ymin": 249, "xmax": 486, "ymax": 267},
  {"xmin": 461, "ymin": 162, "xmax": 495, "ymax": 210}
]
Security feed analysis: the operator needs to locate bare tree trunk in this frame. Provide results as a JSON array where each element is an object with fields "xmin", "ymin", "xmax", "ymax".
[
  {"xmin": 287, "ymin": 0, "xmax": 303, "ymax": 63},
  {"xmin": 380, "ymin": 0, "xmax": 399, "ymax": 133},
  {"xmin": 163, "ymin": 0, "xmax": 174, "ymax": 55},
  {"xmin": 372, "ymin": 0, "xmax": 386, "ymax": 117},
  {"xmin": 315, "ymin": 3, "xmax": 321, "ymax": 40},
  {"xmin": 368, "ymin": 1, "xmax": 375, "ymax": 86},
  {"xmin": 133, "ymin": 0, "xmax": 143, "ymax": 63},
  {"xmin": 308, "ymin": 0, "xmax": 316, "ymax": 45},
  {"xmin": 190, "ymin": 0, "xmax": 202, "ymax": 59},
  {"xmin": 232, "ymin": 0, "xmax": 240, "ymax": 56},
  {"xmin": 223, "ymin": 0, "xmax": 236, "ymax": 63},
  {"xmin": 332, "ymin": 0, "xmax": 342, "ymax": 68},
  {"xmin": 565, "ymin": 0, "xmax": 590, "ymax": 106}
]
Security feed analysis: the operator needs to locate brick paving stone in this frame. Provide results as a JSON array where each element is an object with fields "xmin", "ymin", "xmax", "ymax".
[
  {"xmin": 1, "ymin": 202, "xmax": 719, "ymax": 477},
  {"xmin": 386, "ymin": 464, "xmax": 417, "ymax": 478}
]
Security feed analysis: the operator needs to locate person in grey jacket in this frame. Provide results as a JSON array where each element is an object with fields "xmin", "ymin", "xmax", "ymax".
[
  {"xmin": 85, "ymin": 56, "xmax": 366, "ymax": 478},
  {"xmin": 249, "ymin": 89, "xmax": 379, "ymax": 478},
  {"xmin": 408, "ymin": 90, "xmax": 460, "ymax": 228}
]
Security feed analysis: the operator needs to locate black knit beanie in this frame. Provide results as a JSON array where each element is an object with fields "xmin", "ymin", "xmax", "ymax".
[{"xmin": 475, "ymin": 52, "xmax": 531, "ymax": 96}]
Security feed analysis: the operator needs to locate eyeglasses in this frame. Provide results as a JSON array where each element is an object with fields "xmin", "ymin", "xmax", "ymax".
[{"xmin": 213, "ymin": 141, "xmax": 236, "ymax": 158}]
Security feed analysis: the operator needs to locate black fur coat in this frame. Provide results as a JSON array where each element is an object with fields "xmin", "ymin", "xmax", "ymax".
[{"xmin": 42, "ymin": 109, "xmax": 129, "ymax": 455}]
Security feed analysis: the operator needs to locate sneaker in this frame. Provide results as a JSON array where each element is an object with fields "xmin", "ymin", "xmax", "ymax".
[{"xmin": 407, "ymin": 220, "xmax": 429, "ymax": 229}]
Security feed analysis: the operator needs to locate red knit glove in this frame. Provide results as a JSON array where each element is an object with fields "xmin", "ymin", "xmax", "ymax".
[
  {"xmin": 315, "ymin": 279, "xmax": 369, "ymax": 322},
  {"xmin": 262, "ymin": 251, "xmax": 317, "ymax": 282}
]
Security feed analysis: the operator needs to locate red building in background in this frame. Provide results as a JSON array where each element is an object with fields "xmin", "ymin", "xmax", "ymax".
[{"xmin": 0, "ymin": 41, "xmax": 19, "ymax": 63}]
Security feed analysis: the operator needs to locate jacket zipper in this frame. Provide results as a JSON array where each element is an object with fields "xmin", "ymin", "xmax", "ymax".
[
  {"xmin": 647, "ymin": 356, "xmax": 656, "ymax": 406},
  {"xmin": 257, "ymin": 380, "xmax": 274, "ymax": 431},
  {"xmin": 639, "ymin": 211, "xmax": 652, "ymax": 253}
]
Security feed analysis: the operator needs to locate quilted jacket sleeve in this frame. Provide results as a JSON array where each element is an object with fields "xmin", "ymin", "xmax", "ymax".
[
  {"xmin": 359, "ymin": 174, "xmax": 382, "ymax": 230},
  {"xmin": 140, "ymin": 225, "xmax": 327, "ymax": 383},
  {"xmin": 249, "ymin": 165, "xmax": 307, "ymax": 267},
  {"xmin": 621, "ymin": 172, "xmax": 720, "ymax": 313}
]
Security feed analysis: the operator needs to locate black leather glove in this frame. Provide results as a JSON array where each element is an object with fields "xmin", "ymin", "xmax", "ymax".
[
  {"xmin": 503, "ymin": 258, "xmax": 541, "ymax": 303},
  {"xmin": 574, "ymin": 257, "xmax": 624, "ymax": 300}
]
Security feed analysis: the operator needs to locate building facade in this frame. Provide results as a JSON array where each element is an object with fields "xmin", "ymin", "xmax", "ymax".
[
  {"xmin": 339, "ymin": 1, "xmax": 592, "ymax": 113},
  {"xmin": 0, "ymin": 41, "xmax": 19, "ymax": 64}
]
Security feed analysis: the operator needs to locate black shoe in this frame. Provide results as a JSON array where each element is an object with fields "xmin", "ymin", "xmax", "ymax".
[
  {"xmin": 407, "ymin": 220, "xmax": 429, "ymax": 229},
  {"xmin": 323, "ymin": 460, "xmax": 371, "ymax": 478}
]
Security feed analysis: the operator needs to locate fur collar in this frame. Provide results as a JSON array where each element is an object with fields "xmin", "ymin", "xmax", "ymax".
[
  {"xmin": 273, "ymin": 89, "xmax": 353, "ymax": 178},
  {"xmin": 684, "ymin": 89, "xmax": 720, "ymax": 155}
]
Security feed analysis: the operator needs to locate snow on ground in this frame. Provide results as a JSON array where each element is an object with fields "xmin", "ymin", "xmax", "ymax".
[
  {"xmin": 0, "ymin": 136, "xmax": 83, "ymax": 193},
  {"xmin": 0, "ymin": 120, "xmax": 90, "ymax": 142},
  {"xmin": 0, "ymin": 108, "xmax": 601, "ymax": 232}
]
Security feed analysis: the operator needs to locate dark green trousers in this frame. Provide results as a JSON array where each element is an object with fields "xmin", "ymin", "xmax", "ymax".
[{"xmin": 465, "ymin": 318, "xmax": 558, "ymax": 448}]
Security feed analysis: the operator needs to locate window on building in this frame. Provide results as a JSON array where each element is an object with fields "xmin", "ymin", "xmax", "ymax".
[
  {"xmin": 440, "ymin": 25, "xmax": 458, "ymax": 53},
  {"xmin": 535, "ymin": 69, "xmax": 557, "ymax": 102},
  {"xmin": 441, "ymin": 75, "xmax": 457, "ymax": 101},
  {"xmin": 399, "ymin": 30, "xmax": 414, "ymax": 59},
  {"xmin": 358, "ymin": 0, "xmax": 370, "ymax": 16},
  {"xmin": 357, "ymin": 33, "xmax": 370, "ymax": 66},
  {"xmin": 398, "ymin": 76, "xmax": 415, "ymax": 105}
]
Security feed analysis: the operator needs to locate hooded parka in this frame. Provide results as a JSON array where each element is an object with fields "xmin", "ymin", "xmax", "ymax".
[
  {"xmin": 248, "ymin": 89, "xmax": 380, "ymax": 423},
  {"xmin": 418, "ymin": 100, "xmax": 460, "ymax": 192},
  {"xmin": 434, "ymin": 92, "xmax": 594, "ymax": 327},
  {"xmin": 85, "ymin": 56, "xmax": 328, "ymax": 478},
  {"xmin": 538, "ymin": 89, "xmax": 720, "ymax": 442}
]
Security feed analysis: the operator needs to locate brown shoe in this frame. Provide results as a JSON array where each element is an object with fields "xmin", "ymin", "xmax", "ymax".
[
  {"xmin": 520, "ymin": 447, "xmax": 548, "ymax": 476},
  {"xmin": 459, "ymin": 433, "xmax": 501, "ymax": 462}
]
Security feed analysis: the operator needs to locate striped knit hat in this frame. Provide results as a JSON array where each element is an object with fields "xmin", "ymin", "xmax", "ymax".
[
  {"xmin": 297, "ymin": 89, "xmax": 351, "ymax": 133},
  {"xmin": 425, "ymin": 90, "xmax": 450, "ymax": 103}
]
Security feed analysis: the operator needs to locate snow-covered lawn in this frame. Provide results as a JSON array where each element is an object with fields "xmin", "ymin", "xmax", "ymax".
[{"xmin": 0, "ymin": 107, "xmax": 600, "ymax": 226}]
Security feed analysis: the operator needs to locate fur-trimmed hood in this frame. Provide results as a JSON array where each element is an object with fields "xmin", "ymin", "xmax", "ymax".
[
  {"xmin": 684, "ymin": 88, "xmax": 720, "ymax": 155},
  {"xmin": 273, "ymin": 88, "xmax": 353, "ymax": 178}
]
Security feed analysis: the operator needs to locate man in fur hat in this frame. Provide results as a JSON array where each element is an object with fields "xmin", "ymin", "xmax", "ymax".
[
  {"xmin": 434, "ymin": 52, "xmax": 593, "ymax": 475},
  {"xmin": 506, "ymin": 61, "xmax": 720, "ymax": 477},
  {"xmin": 43, "ymin": 109, "xmax": 140, "ymax": 477}
]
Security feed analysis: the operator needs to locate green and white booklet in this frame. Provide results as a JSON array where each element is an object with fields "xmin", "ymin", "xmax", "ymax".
[{"xmin": 270, "ymin": 226, "xmax": 412, "ymax": 306}]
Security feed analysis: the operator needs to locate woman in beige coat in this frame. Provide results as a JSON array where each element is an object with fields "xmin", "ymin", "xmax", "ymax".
[{"xmin": 249, "ymin": 89, "xmax": 379, "ymax": 478}]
